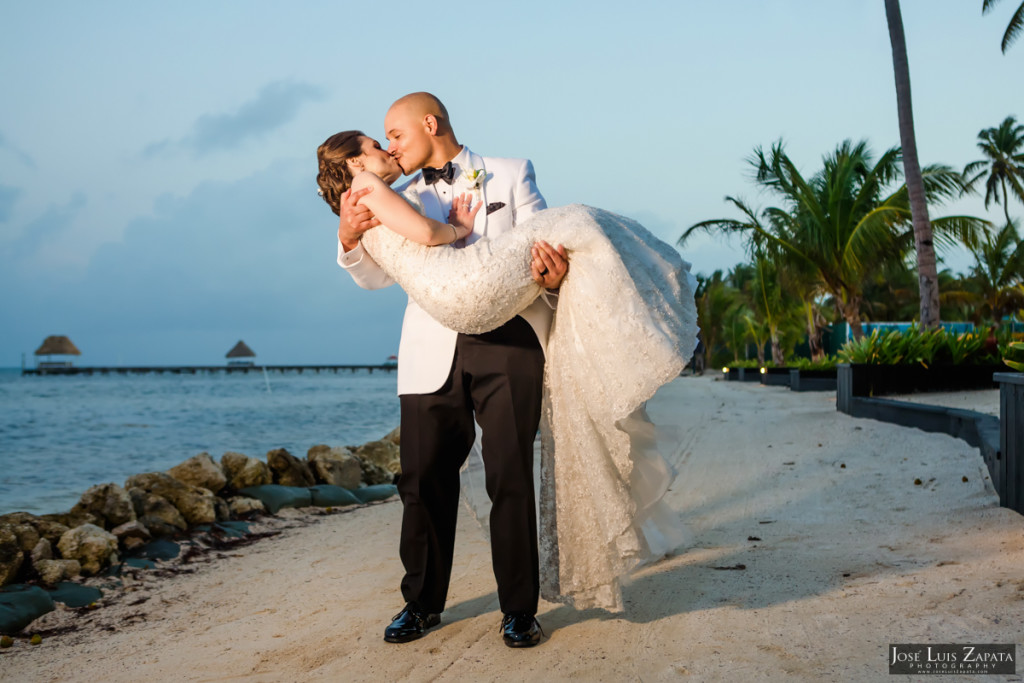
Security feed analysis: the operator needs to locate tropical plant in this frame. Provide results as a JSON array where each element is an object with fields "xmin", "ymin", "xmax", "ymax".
[
  {"xmin": 839, "ymin": 326, "xmax": 999, "ymax": 366},
  {"xmin": 885, "ymin": 0, "xmax": 941, "ymax": 328},
  {"xmin": 725, "ymin": 358, "xmax": 762, "ymax": 369},
  {"xmin": 1004, "ymin": 341, "xmax": 1024, "ymax": 370},
  {"xmin": 982, "ymin": 0, "xmax": 1024, "ymax": 53},
  {"xmin": 963, "ymin": 116, "xmax": 1024, "ymax": 226},
  {"xmin": 680, "ymin": 140, "xmax": 985, "ymax": 340},
  {"xmin": 860, "ymin": 257, "xmax": 919, "ymax": 321},
  {"xmin": 791, "ymin": 355, "xmax": 838, "ymax": 371},
  {"xmin": 964, "ymin": 220, "xmax": 1024, "ymax": 325},
  {"xmin": 748, "ymin": 250, "xmax": 802, "ymax": 366},
  {"xmin": 693, "ymin": 271, "xmax": 738, "ymax": 370}
]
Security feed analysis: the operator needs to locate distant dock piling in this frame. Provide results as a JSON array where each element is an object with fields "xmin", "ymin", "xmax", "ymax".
[{"xmin": 21, "ymin": 364, "xmax": 397, "ymax": 376}]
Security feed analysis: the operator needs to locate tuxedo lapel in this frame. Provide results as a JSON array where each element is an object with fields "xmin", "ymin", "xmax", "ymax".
[{"xmin": 458, "ymin": 149, "xmax": 488, "ymax": 236}]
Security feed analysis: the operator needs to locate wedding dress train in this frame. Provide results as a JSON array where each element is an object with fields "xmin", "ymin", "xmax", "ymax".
[{"xmin": 360, "ymin": 192, "xmax": 700, "ymax": 611}]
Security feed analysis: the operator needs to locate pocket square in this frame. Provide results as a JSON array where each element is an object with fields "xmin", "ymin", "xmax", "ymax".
[{"xmin": 486, "ymin": 201, "xmax": 506, "ymax": 215}]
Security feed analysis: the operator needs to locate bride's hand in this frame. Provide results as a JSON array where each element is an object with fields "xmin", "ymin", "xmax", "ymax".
[{"xmin": 448, "ymin": 193, "xmax": 481, "ymax": 239}]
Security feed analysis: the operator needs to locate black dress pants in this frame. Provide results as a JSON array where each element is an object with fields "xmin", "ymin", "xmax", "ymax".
[{"xmin": 398, "ymin": 315, "xmax": 544, "ymax": 615}]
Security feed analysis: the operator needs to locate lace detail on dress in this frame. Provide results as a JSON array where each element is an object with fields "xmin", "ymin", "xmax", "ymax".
[{"xmin": 361, "ymin": 200, "xmax": 699, "ymax": 611}]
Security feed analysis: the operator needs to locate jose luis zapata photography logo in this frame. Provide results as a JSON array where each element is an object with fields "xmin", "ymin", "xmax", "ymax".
[{"xmin": 889, "ymin": 644, "xmax": 1016, "ymax": 674}]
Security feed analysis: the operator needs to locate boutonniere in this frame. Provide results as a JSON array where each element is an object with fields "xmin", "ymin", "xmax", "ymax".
[{"xmin": 463, "ymin": 169, "xmax": 486, "ymax": 193}]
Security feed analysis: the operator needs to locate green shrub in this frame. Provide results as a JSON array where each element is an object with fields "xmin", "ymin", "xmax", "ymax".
[
  {"xmin": 725, "ymin": 359, "xmax": 763, "ymax": 369},
  {"xmin": 1004, "ymin": 341, "xmax": 1024, "ymax": 371},
  {"xmin": 838, "ymin": 326, "xmax": 999, "ymax": 366},
  {"xmin": 790, "ymin": 355, "xmax": 838, "ymax": 371}
]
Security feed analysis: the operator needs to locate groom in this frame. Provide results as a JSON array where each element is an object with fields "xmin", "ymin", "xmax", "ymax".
[{"xmin": 336, "ymin": 92, "xmax": 568, "ymax": 647}]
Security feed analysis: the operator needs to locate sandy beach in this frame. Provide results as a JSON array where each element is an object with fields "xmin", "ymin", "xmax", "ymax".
[{"xmin": 2, "ymin": 375, "xmax": 1022, "ymax": 682}]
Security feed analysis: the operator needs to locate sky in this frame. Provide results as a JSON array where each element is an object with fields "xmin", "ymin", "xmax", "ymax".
[{"xmin": 1, "ymin": 1, "xmax": 1020, "ymax": 366}]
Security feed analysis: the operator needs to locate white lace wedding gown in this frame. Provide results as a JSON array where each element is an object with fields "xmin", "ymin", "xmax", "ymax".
[{"xmin": 360, "ymin": 191, "xmax": 700, "ymax": 611}]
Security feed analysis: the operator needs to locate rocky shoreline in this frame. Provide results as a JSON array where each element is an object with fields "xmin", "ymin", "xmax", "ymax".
[{"xmin": 0, "ymin": 428, "xmax": 402, "ymax": 637}]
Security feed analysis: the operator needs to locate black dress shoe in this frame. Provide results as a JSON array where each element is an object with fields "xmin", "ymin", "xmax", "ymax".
[
  {"xmin": 384, "ymin": 603, "xmax": 440, "ymax": 643},
  {"xmin": 500, "ymin": 613, "xmax": 543, "ymax": 648}
]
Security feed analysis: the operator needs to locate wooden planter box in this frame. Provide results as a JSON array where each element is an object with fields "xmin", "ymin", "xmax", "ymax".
[
  {"xmin": 738, "ymin": 367, "xmax": 762, "ymax": 382},
  {"xmin": 995, "ymin": 372, "xmax": 1023, "ymax": 514},
  {"xmin": 724, "ymin": 367, "xmax": 760, "ymax": 381},
  {"xmin": 838, "ymin": 363, "xmax": 1003, "ymax": 401},
  {"xmin": 789, "ymin": 369, "xmax": 837, "ymax": 392},
  {"xmin": 760, "ymin": 367, "xmax": 793, "ymax": 387}
]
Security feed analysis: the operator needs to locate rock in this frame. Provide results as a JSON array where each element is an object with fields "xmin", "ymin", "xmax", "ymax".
[
  {"xmin": 0, "ymin": 527, "xmax": 24, "ymax": 586},
  {"xmin": 125, "ymin": 472, "xmax": 216, "ymax": 526},
  {"xmin": 56, "ymin": 524, "xmax": 118, "ymax": 576},
  {"xmin": 382, "ymin": 425, "xmax": 401, "ymax": 446},
  {"xmin": 70, "ymin": 483, "xmax": 136, "ymax": 530},
  {"xmin": 221, "ymin": 452, "xmax": 271, "ymax": 490},
  {"xmin": 352, "ymin": 439, "xmax": 401, "ymax": 475},
  {"xmin": 0, "ymin": 513, "xmax": 35, "ymax": 526},
  {"xmin": 356, "ymin": 459, "xmax": 395, "ymax": 487},
  {"xmin": 266, "ymin": 449, "xmax": 315, "ymax": 488},
  {"xmin": 352, "ymin": 439, "xmax": 401, "ymax": 484},
  {"xmin": 128, "ymin": 489, "xmax": 188, "ymax": 537},
  {"xmin": 30, "ymin": 539, "xmax": 52, "ymax": 564},
  {"xmin": 227, "ymin": 496, "xmax": 265, "ymax": 517},
  {"xmin": 307, "ymin": 445, "xmax": 362, "ymax": 489},
  {"xmin": 39, "ymin": 509, "xmax": 100, "ymax": 530},
  {"xmin": 34, "ymin": 559, "xmax": 81, "ymax": 585},
  {"xmin": 111, "ymin": 520, "xmax": 152, "ymax": 551},
  {"xmin": 25, "ymin": 517, "xmax": 71, "ymax": 546},
  {"xmin": 9, "ymin": 525, "xmax": 39, "ymax": 554},
  {"xmin": 214, "ymin": 497, "xmax": 231, "ymax": 522},
  {"xmin": 168, "ymin": 452, "xmax": 227, "ymax": 494}
]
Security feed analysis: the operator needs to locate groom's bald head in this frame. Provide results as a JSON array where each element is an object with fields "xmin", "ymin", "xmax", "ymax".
[
  {"xmin": 385, "ymin": 92, "xmax": 462, "ymax": 173},
  {"xmin": 390, "ymin": 92, "xmax": 453, "ymax": 134}
]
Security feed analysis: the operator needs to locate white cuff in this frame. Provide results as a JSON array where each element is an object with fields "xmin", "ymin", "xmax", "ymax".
[{"xmin": 337, "ymin": 239, "xmax": 365, "ymax": 268}]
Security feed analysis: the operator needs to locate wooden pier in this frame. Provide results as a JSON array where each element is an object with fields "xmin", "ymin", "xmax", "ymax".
[{"xmin": 21, "ymin": 364, "xmax": 396, "ymax": 376}]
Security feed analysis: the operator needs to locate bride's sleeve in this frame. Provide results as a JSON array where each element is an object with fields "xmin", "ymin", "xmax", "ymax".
[{"xmin": 352, "ymin": 172, "xmax": 456, "ymax": 246}]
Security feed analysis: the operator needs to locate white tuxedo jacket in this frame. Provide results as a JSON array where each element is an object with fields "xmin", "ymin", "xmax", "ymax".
[{"xmin": 338, "ymin": 146, "xmax": 551, "ymax": 395}]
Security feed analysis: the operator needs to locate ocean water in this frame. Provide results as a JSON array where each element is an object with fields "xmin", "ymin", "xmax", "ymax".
[{"xmin": 0, "ymin": 367, "xmax": 400, "ymax": 516}]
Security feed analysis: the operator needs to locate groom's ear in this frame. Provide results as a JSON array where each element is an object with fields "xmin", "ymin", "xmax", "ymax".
[{"xmin": 423, "ymin": 114, "xmax": 438, "ymax": 136}]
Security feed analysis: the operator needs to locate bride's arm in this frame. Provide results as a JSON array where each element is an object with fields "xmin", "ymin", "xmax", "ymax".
[{"xmin": 350, "ymin": 172, "xmax": 477, "ymax": 245}]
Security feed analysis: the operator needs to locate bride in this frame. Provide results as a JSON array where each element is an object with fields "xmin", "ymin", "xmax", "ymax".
[{"xmin": 317, "ymin": 131, "xmax": 699, "ymax": 612}]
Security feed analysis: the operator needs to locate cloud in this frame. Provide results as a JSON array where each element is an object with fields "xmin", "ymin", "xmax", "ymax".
[
  {"xmin": 0, "ymin": 132, "xmax": 35, "ymax": 168},
  {"xmin": 2, "ymin": 193, "xmax": 86, "ymax": 263},
  {"xmin": 0, "ymin": 185, "xmax": 21, "ymax": 222},
  {"xmin": 0, "ymin": 158, "xmax": 406, "ymax": 366},
  {"xmin": 143, "ymin": 80, "xmax": 326, "ymax": 158}
]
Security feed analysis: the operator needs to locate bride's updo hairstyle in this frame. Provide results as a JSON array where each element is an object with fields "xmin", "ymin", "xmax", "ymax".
[{"xmin": 317, "ymin": 130, "xmax": 364, "ymax": 216}]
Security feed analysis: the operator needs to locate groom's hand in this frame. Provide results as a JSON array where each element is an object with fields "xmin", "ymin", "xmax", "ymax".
[
  {"xmin": 531, "ymin": 240, "xmax": 568, "ymax": 289},
  {"xmin": 338, "ymin": 187, "xmax": 380, "ymax": 251}
]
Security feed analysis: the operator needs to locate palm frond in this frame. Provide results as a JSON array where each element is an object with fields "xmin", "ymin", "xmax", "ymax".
[
  {"xmin": 929, "ymin": 215, "xmax": 991, "ymax": 251},
  {"xmin": 1001, "ymin": 0, "xmax": 1024, "ymax": 52}
]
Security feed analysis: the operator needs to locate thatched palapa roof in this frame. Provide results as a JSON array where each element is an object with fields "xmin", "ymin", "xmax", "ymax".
[
  {"xmin": 226, "ymin": 340, "xmax": 256, "ymax": 358},
  {"xmin": 34, "ymin": 335, "xmax": 81, "ymax": 356}
]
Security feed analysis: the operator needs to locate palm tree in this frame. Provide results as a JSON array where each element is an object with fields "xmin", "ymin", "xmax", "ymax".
[
  {"xmin": 885, "ymin": 0, "xmax": 942, "ymax": 328},
  {"xmin": 680, "ymin": 140, "xmax": 982, "ymax": 339},
  {"xmin": 963, "ymin": 116, "xmax": 1024, "ymax": 226},
  {"xmin": 983, "ymin": 0, "xmax": 1024, "ymax": 53},
  {"xmin": 965, "ymin": 219, "xmax": 1024, "ymax": 325},
  {"xmin": 693, "ymin": 271, "xmax": 739, "ymax": 369}
]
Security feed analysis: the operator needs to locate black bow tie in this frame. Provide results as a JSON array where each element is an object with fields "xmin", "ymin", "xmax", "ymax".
[{"xmin": 422, "ymin": 161, "xmax": 456, "ymax": 185}]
